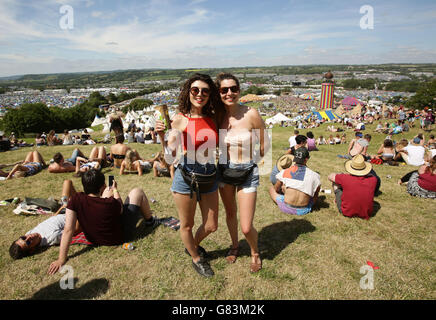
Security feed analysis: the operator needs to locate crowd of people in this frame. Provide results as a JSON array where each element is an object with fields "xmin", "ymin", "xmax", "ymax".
[{"xmin": 2, "ymin": 73, "xmax": 435, "ymax": 282}]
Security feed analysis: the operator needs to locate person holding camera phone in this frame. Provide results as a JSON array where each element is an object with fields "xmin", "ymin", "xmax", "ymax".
[
  {"xmin": 155, "ymin": 73, "xmax": 226, "ymax": 278},
  {"xmin": 48, "ymin": 169, "xmax": 158, "ymax": 275}
]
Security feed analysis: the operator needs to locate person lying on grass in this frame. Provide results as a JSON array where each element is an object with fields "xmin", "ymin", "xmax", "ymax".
[
  {"xmin": 119, "ymin": 149, "xmax": 153, "ymax": 176},
  {"xmin": 73, "ymin": 146, "xmax": 108, "ymax": 177},
  {"xmin": 9, "ymin": 180, "xmax": 81, "ymax": 260},
  {"xmin": 48, "ymin": 169, "xmax": 158, "ymax": 275},
  {"xmin": 0, "ymin": 150, "xmax": 46, "ymax": 179},
  {"xmin": 48, "ymin": 148, "xmax": 87, "ymax": 173}
]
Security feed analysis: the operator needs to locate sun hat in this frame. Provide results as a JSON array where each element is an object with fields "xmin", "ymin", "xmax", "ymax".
[
  {"xmin": 344, "ymin": 154, "xmax": 372, "ymax": 176},
  {"xmin": 276, "ymin": 154, "xmax": 294, "ymax": 171},
  {"xmin": 294, "ymin": 147, "xmax": 310, "ymax": 165}
]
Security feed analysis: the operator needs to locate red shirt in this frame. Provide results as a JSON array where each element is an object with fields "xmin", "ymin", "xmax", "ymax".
[
  {"xmin": 67, "ymin": 192, "xmax": 123, "ymax": 246},
  {"xmin": 335, "ymin": 174, "xmax": 377, "ymax": 220},
  {"xmin": 418, "ymin": 172, "xmax": 436, "ymax": 192},
  {"xmin": 181, "ymin": 114, "xmax": 218, "ymax": 152}
]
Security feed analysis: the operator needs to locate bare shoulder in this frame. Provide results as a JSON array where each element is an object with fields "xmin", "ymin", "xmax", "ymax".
[{"xmin": 171, "ymin": 113, "xmax": 189, "ymax": 131}]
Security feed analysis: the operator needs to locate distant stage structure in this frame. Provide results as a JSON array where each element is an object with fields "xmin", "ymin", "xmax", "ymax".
[{"xmin": 320, "ymin": 71, "xmax": 334, "ymax": 110}]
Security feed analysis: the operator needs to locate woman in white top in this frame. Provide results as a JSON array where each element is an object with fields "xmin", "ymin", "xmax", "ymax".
[
  {"xmin": 216, "ymin": 73, "xmax": 269, "ymax": 273},
  {"xmin": 62, "ymin": 130, "xmax": 74, "ymax": 145}
]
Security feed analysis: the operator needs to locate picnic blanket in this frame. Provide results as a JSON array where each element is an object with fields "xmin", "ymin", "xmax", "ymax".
[
  {"xmin": 70, "ymin": 232, "xmax": 93, "ymax": 246},
  {"xmin": 159, "ymin": 217, "xmax": 180, "ymax": 231}
]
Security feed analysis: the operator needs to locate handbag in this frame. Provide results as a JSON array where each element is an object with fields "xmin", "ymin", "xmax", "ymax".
[
  {"xmin": 219, "ymin": 164, "xmax": 256, "ymax": 186},
  {"xmin": 179, "ymin": 165, "xmax": 217, "ymax": 200}
]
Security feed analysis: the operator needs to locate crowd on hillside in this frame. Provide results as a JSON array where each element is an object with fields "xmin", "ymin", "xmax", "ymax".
[{"xmin": 1, "ymin": 73, "xmax": 435, "ymax": 282}]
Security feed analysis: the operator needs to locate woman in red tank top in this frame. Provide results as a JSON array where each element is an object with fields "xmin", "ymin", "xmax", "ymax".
[{"xmin": 156, "ymin": 73, "xmax": 225, "ymax": 277}]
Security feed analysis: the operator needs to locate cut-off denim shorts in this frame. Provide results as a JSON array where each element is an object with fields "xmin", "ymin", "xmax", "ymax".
[
  {"xmin": 218, "ymin": 161, "xmax": 259, "ymax": 193},
  {"xmin": 171, "ymin": 157, "xmax": 218, "ymax": 195}
]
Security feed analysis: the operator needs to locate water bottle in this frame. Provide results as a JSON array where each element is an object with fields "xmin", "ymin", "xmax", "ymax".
[{"xmin": 122, "ymin": 243, "xmax": 135, "ymax": 251}]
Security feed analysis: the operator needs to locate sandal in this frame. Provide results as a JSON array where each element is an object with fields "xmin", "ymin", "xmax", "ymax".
[
  {"xmin": 250, "ymin": 253, "xmax": 262, "ymax": 273},
  {"xmin": 225, "ymin": 246, "xmax": 239, "ymax": 264}
]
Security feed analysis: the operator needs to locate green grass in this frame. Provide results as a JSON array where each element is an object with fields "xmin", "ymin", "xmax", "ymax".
[{"xmin": 0, "ymin": 123, "xmax": 435, "ymax": 300}]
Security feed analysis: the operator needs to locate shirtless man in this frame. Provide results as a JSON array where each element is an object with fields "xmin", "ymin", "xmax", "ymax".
[
  {"xmin": 48, "ymin": 148, "xmax": 86, "ymax": 173},
  {"xmin": 269, "ymin": 147, "xmax": 320, "ymax": 216}
]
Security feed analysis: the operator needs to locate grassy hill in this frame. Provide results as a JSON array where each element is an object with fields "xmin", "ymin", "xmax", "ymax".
[{"xmin": 0, "ymin": 122, "xmax": 434, "ymax": 299}]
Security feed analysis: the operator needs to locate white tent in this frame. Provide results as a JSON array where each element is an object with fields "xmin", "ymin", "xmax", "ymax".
[
  {"xmin": 265, "ymin": 112, "xmax": 292, "ymax": 125},
  {"xmin": 90, "ymin": 115, "xmax": 108, "ymax": 127},
  {"xmin": 102, "ymin": 123, "xmax": 110, "ymax": 133}
]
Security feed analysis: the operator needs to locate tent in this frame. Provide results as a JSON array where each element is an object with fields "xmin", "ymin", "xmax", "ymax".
[
  {"xmin": 342, "ymin": 96, "xmax": 365, "ymax": 106},
  {"xmin": 351, "ymin": 104, "xmax": 363, "ymax": 116},
  {"xmin": 90, "ymin": 115, "xmax": 108, "ymax": 127},
  {"xmin": 300, "ymin": 93, "xmax": 315, "ymax": 100},
  {"xmin": 265, "ymin": 113, "xmax": 292, "ymax": 125},
  {"xmin": 307, "ymin": 110, "xmax": 341, "ymax": 121}
]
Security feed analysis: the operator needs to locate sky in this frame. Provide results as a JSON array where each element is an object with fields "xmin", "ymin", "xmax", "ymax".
[{"xmin": 0, "ymin": 0, "xmax": 436, "ymax": 77}]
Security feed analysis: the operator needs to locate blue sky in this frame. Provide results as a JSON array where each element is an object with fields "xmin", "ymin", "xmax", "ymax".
[{"xmin": 0, "ymin": 0, "xmax": 435, "ymax": 76}]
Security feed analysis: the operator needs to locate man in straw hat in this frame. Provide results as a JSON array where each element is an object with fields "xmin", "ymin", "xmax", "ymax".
[
  {"xmin": 328, "ymin": 154, "xmax": 377, "ymax": 220},
  {"xmin": 269, "ymin": 147, "xmax": 320, "ymax": 216},
  {"xmin": 270, "ymin": 154, "xmax": 294, "ymax": 185}
]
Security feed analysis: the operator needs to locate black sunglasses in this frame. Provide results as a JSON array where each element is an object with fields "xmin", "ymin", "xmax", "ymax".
[
  {"xmin": 219, "ymin": 86, "xmax": 239, "ymax": 94},
  {"xmin": 190, "ymin": 87, "xmax": 210, "ymax": 96},
  {"xmin": 20, "ymin": 236, "xmax": 31, "ymax": 246}
]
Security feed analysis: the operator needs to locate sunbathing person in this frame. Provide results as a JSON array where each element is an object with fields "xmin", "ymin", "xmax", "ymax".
[
  {"xmin": 119, "ymin": 149, "xmax": 150, "ymax": 176},
  {"xmin": 152, "ymin": 151, "xmax": 175, "ymax": 179},
  {"xmin": 0, "ymin": 150, "xmax": 46, "ymax": 179},
  {"xmin": 48, "ymin": 148, "xmax": 87, "ymax": 173},
  {"xmin": 9, "ymin": 180, "xmax": 81, "ymax": 260},
  {"xmin": 110, "ymin": 134, "xmax": 131, "ymax": 168},
  {"xmin": 373, "ymin": 139, "xmax": 396, "ymax": 163},
  {"xmin": 74, "ymin": 146, "xmax": 108, "ymax": 176}
]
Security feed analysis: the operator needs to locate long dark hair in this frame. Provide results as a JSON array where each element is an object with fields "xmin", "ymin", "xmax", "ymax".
[{"xmin": 178, "ymin": 73, "xmax": 225, "ymax": 127}]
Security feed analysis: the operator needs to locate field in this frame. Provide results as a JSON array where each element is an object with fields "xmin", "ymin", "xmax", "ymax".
[{"xmin": 0, "ymin": 122, "xmax": 434, "ymax": 300}]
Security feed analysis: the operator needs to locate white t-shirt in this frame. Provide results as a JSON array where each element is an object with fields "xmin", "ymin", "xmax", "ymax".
[
  {"xmin": 26, "ymin": 214, "xmax": 66, "ymax": 246},
  {"xmin": 276, "ymin": 165, "xmax": 321, "ymax": 197},
  {"xmin": 288, "ymin": 135, "xmax": 297, "ymax": 148},
  {"xmin": 404, "ymin": 145, "xmax": 425, "ymax": 166}
]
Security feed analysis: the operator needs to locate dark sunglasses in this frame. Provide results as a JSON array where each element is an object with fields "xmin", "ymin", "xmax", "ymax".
[
  {"xmin": 20, "ymin": 236, "xmax": 31, "ymax": 246},
  {"xmin": 190, "ymin": 87, "xmax": 210, "ymax": 96},
  {"xmin": 219, "ymin": 86, "xmax": 239, "ymax": 94}
]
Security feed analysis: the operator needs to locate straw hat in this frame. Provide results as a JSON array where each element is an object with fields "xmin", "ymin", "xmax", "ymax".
[
  {"xmin": 276, "ymin": 154, "xmax": 294, "ymax": 171},
  {"xmin": 344, "ymin": 154, "xmax": 372, "ymax": 176}
]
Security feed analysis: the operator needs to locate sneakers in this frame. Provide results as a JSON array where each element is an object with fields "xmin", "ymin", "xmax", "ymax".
[
  {"xmin": 145, "ymin": 216, "xmax": 160, "ymax": 227},
  {"xmin": 192, "ymin": 258, "xmax": 214, "ymax": 277},
  {"xmin": 184, "ymin": 246, "xmax": 208, "ymax": 259}
]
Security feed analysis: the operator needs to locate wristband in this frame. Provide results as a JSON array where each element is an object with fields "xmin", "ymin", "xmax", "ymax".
[{"xmin": 113, "ymin": 189, "xmax": 118, "ymax": 193}]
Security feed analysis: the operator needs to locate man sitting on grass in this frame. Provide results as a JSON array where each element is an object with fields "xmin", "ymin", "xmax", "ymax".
[
  {"xmin": 269, "ymin": 147, "xmax": 320, "ymax": 216},
  {"xmin": 328, "ymin": 155, "xmax": 377, "ymax": 220},
  {"xmin": 48, "ymin": 169, "xmax": 158, "ymax": 275},
  {"xmin": 9, "ymin": 180, "xmax": 80, "ymax": 260}
]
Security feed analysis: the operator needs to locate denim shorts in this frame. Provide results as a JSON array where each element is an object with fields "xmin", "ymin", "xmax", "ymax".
[
  {"xmin": 218, "ymin": 161, "xmax": 259, "ymax": 193},
  {"xmin": 66, "ymin": 149, "xmax": 81, "ymax": 164},
  {"xmin": 171, "ymin": 159, "xmax": 218, "ymax": 195}
]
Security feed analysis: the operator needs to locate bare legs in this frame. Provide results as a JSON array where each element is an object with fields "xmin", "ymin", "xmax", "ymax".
[
  {"xmin": 219, "ymin": 184, "xmax": 261, "ymax": 269},
  {"xmin": 172, "ymin": 191, "xmax": 218, "ymax": 263}
]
